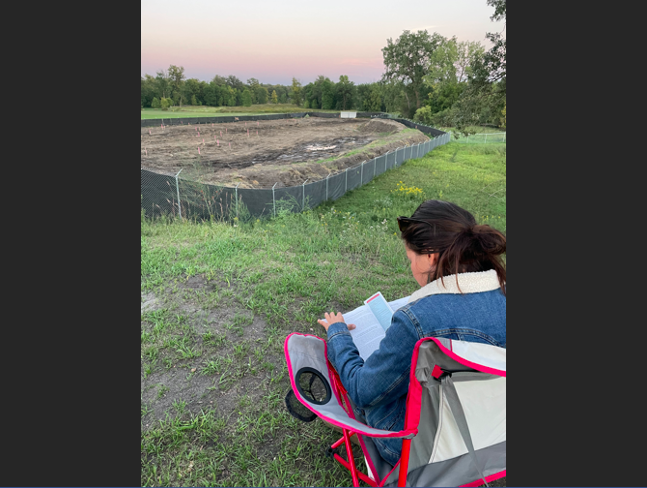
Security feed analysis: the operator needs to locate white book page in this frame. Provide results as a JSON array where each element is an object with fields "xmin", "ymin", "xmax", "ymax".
[{"xmin": 339, "ymin": 295, "xmax": 411, "ymax": 360}]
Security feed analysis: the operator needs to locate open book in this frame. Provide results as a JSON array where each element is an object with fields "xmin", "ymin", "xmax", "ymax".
[{"xmin": 324, "ymin": 292, "xmax": 410, "ymax": 360}]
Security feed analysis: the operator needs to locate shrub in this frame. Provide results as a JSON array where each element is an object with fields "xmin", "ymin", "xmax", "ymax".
[
  {"xmin": 413, "ymin": 106, "xmax": 433, "ymax": 124},
  {"xmin": 151, "ymin": 97, "xmax": 160, "ymax": 109},
  {"xmin": 191, "ymin": 95, "xmax": 197, "ymax": 106},
  {"xmin": 160, "ymin": 98, "xmax": 170, "ymax": 111}
]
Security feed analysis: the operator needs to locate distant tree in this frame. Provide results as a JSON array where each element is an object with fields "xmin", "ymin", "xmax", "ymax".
[
  {"xmin": 321, "ymin": 78, "xmax": 335, "ymax": 109},
  {"xmin": 141, "ymin": 74, "xmax": 158, "ymax": 107},
  {"xmin": 227, "ymin": 87, "xmax": 237, "ymax": 106},
  {"xmin": 191, "ymin": 95, "xmax": 198, "ymax": 106},
  {"xmin": 336, "ymin": 75, "xmax": 355, "ymax": 110},
  {"xmin": 310, "ymin": 98, "xmax": 318, "ymax": 109},
  {"xmin": 303, "ymin": 100, "xmax": 309, "ymax": 109},
  {"xmin": 436, "ymin": 0, "xmax": 506, "ymax": 132},
  {"xmin": 425, "ymin": 82, "xmax": 465, "ymax": 113},
  {"xmin": 290, "ymin": 78, "xmax": 303, "ymax": 106},
  {"xmin": 160, "ymin": 98, "xmax": 170, "ymax": 111},
  {"xmin": 242, "ymin": 89, "xmax": 253, "ymax": 107},
  {"xmin": 155, "ymin": 69, "xmax": 171, "ymax": 99},
  {"xmin": 271, "ymin": 90, "xmax": 278, "ymax": 104},
  {"xmin": 151, "ymin": 97, "xmax": 160, "ymax": 109},
  {"xmin": 246, "ymin": 78, "xmax": 260, "ymax": 103},
  {"xmin": 279, "ymin": 93, "xmax": 287, "ymax": 103},
  {"xmin": 256, "ymin": 86, "xmax": 268, "ymax": 104},
  {"xmin": 226, "ymin": 75, "xmax": 245, "ymax": 91},
  {"xmin": 382, "ymin": 30, "xmax": 445, "ymax": 116},
  {"xmin": 167, "ymin": 65, "xmax": 186, "ymax": 105}
]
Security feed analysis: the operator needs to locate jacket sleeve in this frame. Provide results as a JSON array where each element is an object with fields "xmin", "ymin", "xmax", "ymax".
[{"xmin": 326, "ymin": 309, "xmax": 420, "ymax": 409}]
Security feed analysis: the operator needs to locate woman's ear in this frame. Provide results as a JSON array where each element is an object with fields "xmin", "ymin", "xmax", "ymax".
[{"xmin": 427, "ymin": 253, "xmax": 439, "ymax": 267}]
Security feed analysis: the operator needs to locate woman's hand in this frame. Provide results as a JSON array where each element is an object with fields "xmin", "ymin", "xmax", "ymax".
[{"xmin": 318, "ymin": 312, "xmax": 356, "ymax": 332}]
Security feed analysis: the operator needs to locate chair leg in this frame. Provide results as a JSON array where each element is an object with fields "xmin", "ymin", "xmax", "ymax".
[
  {"xmin": 342, "ymin": 428, "xmax": 360, "ymax": 487},
  {"xmin": 398, "ymin": 438, "xmax": 411, "ymax": 487}
]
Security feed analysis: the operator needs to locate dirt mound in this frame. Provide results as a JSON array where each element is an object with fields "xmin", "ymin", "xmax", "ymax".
[
  {"xmin": 358, "ymin": 118, "xmax": 405, "ymax": 135},
  {"xmin": 141, "ymin": 117, "xmax": 427, "ymax": 189}
]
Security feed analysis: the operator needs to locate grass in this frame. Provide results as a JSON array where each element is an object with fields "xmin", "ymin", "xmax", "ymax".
[
  {"xmin": 141, "ymin": 142, "xmax": 506, "ymax": 487},
  {"xmin": 141, "ymin": 104, "xmax": 339, "ymax": 119}
]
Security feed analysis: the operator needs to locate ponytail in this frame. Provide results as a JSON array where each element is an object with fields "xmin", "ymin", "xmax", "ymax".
[{"xmin": 400, "ymin": 200, "xmax": 506, "ymax": 295}]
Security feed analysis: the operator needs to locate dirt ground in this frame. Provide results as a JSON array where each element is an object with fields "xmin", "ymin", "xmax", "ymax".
[{"xmin": 140, "ymin": 117, "xmax": 429, "ymax": 188}]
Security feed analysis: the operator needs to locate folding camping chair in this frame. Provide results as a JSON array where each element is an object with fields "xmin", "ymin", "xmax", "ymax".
[{"xmin": 284, "ymin": 333, "xmax": 506, "ymax": 487}]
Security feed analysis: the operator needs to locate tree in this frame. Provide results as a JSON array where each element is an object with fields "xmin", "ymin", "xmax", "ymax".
[
  {"xmin": 226, "ymin": 87, "xmax": 237, "ymax": 106},
  {"xmin": 167, "ymin": 65, "xmax": 186, "ymax": 105},
  {"xmin": 336, "ymin": 75, "xmax": 355, "ymax": 110},
  {"xmin": 141, "ymin": 74, "xmax": 159, "ymax": 107},
  {"xmin": 242, "ymin": 89, "xmax": 253, "ymax": 107},
  {"xmin": 151, "ymin": 97, "xmax": 160, "ymax": 109},
  {"xmin": 382, "ymin": 30, "xmax": 445, "ymax": 116},
  {"xmin": 160, "ymin": 98, "xmax": 170, "ymax": 111},
  {"xmin": 256, "ymin": 86, "xmax": 268, "ymax": 104},
  {"xmin": 226, "ymin": 75, "xmax": 245, "ymax": 91},
  {"xmin": 321, "ymin": 79, "xmax": 335, "ymax": 109},
  {"xmin": 440, "ymin": 0, "xmax": 506, "ymax": 132},
  {"xmin": 271, "ymin": 90, "xmax": 278, "ymax": 104},
  {"xmin": 155, "ymin": 69, "xmax": 171, "ymax": 99},
  {"xmin": 279, "ymin": 93, "xmax": 287, "ymax": 103},
  {"xmin": 246, "ymin": 78, "xmax": 260, "ymax": 103},
  {"xmin": 455, "ymin": 41, "xmax": 485, "ymax": 83},
  {"xmin": 290, "ymin": 78, "xmax": 303, "ymax": 106},
  {"xmin": 191, "ymin": 95, "xmax": 197, "ymax": 106},
  {"xmin": 483, "ymin": 0, "xmax": 506, "ymax": 86}
]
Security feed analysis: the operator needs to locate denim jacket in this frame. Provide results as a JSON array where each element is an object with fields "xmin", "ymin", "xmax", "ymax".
[{"xmin": 326, "ymin": 270, "xmax": 506, "ymax": 466}]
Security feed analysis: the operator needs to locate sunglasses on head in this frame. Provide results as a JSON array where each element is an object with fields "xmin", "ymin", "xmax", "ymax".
[{"xmin": 397, "ymin": 216, "xmax": 434, "ymax": 233}]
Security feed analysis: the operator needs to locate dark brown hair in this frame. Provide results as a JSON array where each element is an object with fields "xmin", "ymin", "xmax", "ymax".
[{"xmin": 399, "ymin": 200, "xmax": 506, "ymax": 294}]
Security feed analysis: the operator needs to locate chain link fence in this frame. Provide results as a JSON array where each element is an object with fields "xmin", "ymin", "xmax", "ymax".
[
  {"xmin": 141, "ymin": 113, "xmax": 450, "ymax": 221},
  {"xmin": 449, "ymin": 131, "xmax": 506, "ymax": 143}
]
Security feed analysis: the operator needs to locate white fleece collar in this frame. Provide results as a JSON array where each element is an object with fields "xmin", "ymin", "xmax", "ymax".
[{"xmin": 407, "ymin": 269, "xmax": 502, "ymax": 303}]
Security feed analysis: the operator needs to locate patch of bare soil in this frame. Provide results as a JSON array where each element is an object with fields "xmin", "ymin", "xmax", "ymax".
[
  {"xmin": 140, "ymin": 117, "xmax": 428, "ymax": 189},
  {"xmin": 141, "ymin": 275, "xmax": 274, "ymax": 428}
]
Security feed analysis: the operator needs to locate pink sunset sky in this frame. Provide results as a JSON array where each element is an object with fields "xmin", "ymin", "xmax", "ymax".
[{"xmin": 141, "ymin": 0, "xmax": 505, "ymax": 86}]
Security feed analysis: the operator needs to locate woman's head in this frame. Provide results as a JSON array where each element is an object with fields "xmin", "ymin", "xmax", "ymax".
[{"xmin": 398, "ymin": 200, "xmax": 506, "ymax": 293}]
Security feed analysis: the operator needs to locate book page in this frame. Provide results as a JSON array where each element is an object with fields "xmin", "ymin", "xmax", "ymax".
[
  {"xmin": 365, "ymin": 292, "xmax": 396, "ymax": 331},
  {"xmin": 334, "ymin": 295, "xmax": 411, "ymax": 360}
]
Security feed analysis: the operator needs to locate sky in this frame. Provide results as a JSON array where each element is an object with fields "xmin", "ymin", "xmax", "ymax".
[{"xmin": 141, "ymin": 0, "xmax": 505, "ymax": 86}]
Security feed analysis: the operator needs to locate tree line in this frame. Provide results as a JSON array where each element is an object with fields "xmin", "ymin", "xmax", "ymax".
[{"xmin": 141, "ymin": 0, "xmax": 505, "ymax": 131}]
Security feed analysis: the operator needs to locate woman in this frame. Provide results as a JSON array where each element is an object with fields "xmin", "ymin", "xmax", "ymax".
[{"xmin": 317, "ymin": 199, "xmax": 506, "ymax": 466}]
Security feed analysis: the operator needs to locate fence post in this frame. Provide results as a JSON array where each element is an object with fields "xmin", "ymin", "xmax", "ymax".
[
  {"xmin": 235, "ymin": 182, "xmax": 241, "ymax": 219},
  {"xmin": 326, "ymin": 173, "xmax": 329, "ymax": 201},
  {"xmin": 374, "ymin": 158, "xmax": 376, "ymax": 178},
  {"xmin": 302, "ymin": 178, "xmax": 309, "ymax": 210},
  {"xmin": 175, "ymin": 168, "xmax": 183, "ymax": 220},
  {"xmin": 272, "ymin": 182, "xmax": 278, "ymax": 218}
]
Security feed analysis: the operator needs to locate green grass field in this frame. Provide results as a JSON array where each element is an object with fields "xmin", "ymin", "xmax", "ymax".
[
  {"xmin": 141, "ymin": 104, "xmax": 339, "ymax": 119},
  {"xmin": 140, "ymin": 142, "xmax": 506, "ymax": 487}
]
